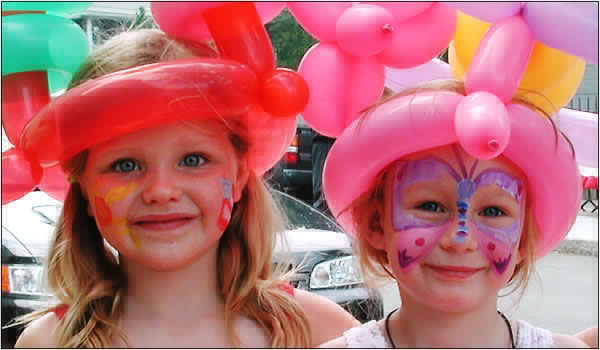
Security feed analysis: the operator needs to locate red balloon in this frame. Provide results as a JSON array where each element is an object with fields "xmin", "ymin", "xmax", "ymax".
[
  {"xmin": 20, "ymin": 59, "xmax": 259, "ymax": 167},
  {"xmin": 203, "ymin": 2, "xmax": 275, "ymax": 78},
  {"xmin": 37, "ymin": 164, "xmax": 69, "ymax": 202},
  {"xmin": 2, "ymin": 148, "xmax": 43, "ymax": 204},
  {"xmin": 1, "ymin": 71, "xmax": 51, "ymax": 145},
  {"xmin": 260, "ymin": 68, "xmax": 310, "ymax": 118},
  {"xmin": 243, "ymin": 105, "xmax": 296, "ymax": 174}
]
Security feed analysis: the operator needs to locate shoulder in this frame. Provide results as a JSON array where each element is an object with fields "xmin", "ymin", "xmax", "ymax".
[
  {"xmin": 552, "ymin": 333, "xmax": 590, "ymax": 348},
  {"xmin": 575, "ymin": 325, "xmax": 598, "ymax": 348},
  {"xmin": 14, "ymin": 312, "xmax": 61, "ymax": 348},
  {"xmin": 292, "ymin": 289, "xmax": 360, "ymax": 347}
]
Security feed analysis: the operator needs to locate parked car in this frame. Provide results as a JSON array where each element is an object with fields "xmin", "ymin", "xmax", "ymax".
[
  {"xmin": 1, "ymin": 190, "xmax": 383, "ymax": 348},
  {"xmin": 267, "ymin": 115, "xmax": 315, "ymax": 202}
]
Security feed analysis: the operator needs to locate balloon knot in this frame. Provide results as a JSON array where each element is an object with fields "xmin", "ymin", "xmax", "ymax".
[{"xmin": 382, "ymin": 23, "xmax": 394, "ymax": 33}]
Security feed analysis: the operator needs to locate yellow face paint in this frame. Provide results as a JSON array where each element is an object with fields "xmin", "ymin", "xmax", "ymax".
[
  {"xmin": 104, "ymin": 183, "xmax": 137, "ymax": 204},
  {"xmin": 91, "ymin": 181, "xmax": 140, "ymax": 250}
]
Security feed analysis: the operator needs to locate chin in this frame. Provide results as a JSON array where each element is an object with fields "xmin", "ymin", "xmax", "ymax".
[{"xmin": 422, "ymin": 293, "xmax": 482, "ymax": 313}]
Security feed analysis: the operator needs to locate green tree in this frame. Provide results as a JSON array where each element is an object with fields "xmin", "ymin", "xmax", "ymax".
[{"xmin": 265, "ymin": 9, "xmax": 317, "ymax": 69}]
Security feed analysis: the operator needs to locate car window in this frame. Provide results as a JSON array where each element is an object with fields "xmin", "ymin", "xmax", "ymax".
[{"xmin": 273, "ymin": 190, "xmax": 343, "ymax": 232}]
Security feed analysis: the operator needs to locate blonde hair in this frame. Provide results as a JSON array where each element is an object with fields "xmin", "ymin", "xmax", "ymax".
[
  {"xmin": 342, "ymin": 79, "xmax": 571, "ymax": 296},
  {"xmin": 15, "ymin": 29, "xmax": 311, "ymax": 348}
]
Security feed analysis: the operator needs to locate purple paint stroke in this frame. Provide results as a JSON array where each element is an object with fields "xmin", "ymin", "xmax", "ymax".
[
  {"xmin": 474, "ymin": 220, "xmax": 520, "ymax": 245},
  {"xmin": 473, "ymin": 168, "xmax": 523, "ymax": 201},
  {"xmin": 493, "ymin": 254, "xmax": 512, "ymax": 274},
  {"xmin": 398, "ymin": 248, "xmax": 419, "ymax": 269},
  {"xmin": 468, "ymin": 159, "xmax": 479, "ymax": 179},
  {"xmin": 451, "ymin": 144, "xmax": 469, "ymax": 178},
  {"xmin": 457, "ymin": 179, "xmax": 476, "ymax": 200}
]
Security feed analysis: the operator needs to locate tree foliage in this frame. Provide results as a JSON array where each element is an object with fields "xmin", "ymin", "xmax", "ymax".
[{"xmin": 265, "ymin": 9, "xmax": 317, "ymax": 69}]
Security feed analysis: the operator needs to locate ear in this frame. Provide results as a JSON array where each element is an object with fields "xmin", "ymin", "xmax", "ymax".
[
  {"xmin": 233, "ymin": 160, "xmax": 250, "ymax": 203},
  {"xmin": 364, "ymin": 209, "xmax": 387, "ymax": 250}
]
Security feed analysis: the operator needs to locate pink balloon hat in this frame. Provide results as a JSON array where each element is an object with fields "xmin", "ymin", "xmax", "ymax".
[{"xmin": 309, "ymin": 8, "xmax": 582, "ymax": 258}]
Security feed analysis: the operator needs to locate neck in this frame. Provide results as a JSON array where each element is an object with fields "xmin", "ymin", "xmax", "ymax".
[
  {"xmin": 120, "ymin": 245, "xmax": 223, "ymax": 320},
  {"xmin": 389, "ymin": 293, "xmax": 512, "ymax": 348}
]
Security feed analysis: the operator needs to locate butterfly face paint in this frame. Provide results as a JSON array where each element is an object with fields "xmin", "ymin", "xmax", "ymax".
[
  {"xmin": 217, "ymin": 178, "xmax": 233, "ymax": 232},
  {"xmin": 92, "ymin": 180, "xmax": 141, "ymax": 249},
  {"xmin": 392, "ymin": 159, "xmax": 453, "ymax": 271},
  {"xmin": 391, "ymin": 145, "xmax": 525, "ymax": 276}
]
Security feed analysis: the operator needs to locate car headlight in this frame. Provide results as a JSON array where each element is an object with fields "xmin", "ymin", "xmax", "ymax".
[
  {"xmin": 2, "ymin": 264, "xmax": 50, "ymax": 296},
  {"xmin": 309, "ymin": 256, "xmax": 363, "ymax": 289}
]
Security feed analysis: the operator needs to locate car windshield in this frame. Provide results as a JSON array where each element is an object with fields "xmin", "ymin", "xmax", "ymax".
[{"xmin": 273, "ymin": 190, "xmax": 343, "ymax": 232}]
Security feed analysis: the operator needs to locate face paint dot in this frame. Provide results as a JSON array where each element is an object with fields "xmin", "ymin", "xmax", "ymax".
[
  {"xmin": 415, "ymin": 237, "xmax": 425, "ymax": 246},
  {"xmin": 488, "ymin": 242, "xmax": 496, "ymax": 251}
]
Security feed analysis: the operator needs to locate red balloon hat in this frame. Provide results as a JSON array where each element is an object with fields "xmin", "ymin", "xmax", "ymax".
[{"xmin": 10, "ymin": 2, "xmax": 309, "ymax": 204}]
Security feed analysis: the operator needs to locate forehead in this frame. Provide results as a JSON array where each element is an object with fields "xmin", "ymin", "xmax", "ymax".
[
  {"xmin": 87, "ymin": 120, "xmax": 232, "ymax": 155},
  {"xmin": 396, "ymin": 144, "xmax": 525, "ymax": 182}
]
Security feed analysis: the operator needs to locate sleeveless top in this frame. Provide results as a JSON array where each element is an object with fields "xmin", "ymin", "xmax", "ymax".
[
  {"xmin": 343, "ymin": 319, "xmax": 554, "ymax": 348},
  {"xmin": 52, "ymin": 283, "xmax": 296, "ymax": 321}
]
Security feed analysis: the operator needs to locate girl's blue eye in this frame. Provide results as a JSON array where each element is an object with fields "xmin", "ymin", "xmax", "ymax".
[
  {"xmin": 417, "ymin": 202, "xmax": 442, "ymax": 212},
  {"xmin": 112, "ymin": 159, "xmax": 139, "ymax": 173},
  {"xmin": 180, "ymin": 154, "xmax": 206, "ymax": 167},
  {"xmin": 481, "ymin": 207, "xmax": 505, "ymax": 217}
]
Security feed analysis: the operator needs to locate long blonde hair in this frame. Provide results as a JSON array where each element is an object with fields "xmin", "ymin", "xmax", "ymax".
[
  {"xmin": 16, "ymin": 29, "xmax": 311, "ymax": 348},
  {"xmin": 341, "ymin": 80, "xmax": 574, "ymax": 296}
]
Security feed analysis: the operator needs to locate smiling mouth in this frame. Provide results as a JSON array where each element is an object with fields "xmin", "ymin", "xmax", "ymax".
[
  {"xmin": 133, "ymin": 217, "xmax": 194, "ymax": 231},
  {"xmin": 425, "ymin": 264, "xmax": 485, "ymax": 279}
]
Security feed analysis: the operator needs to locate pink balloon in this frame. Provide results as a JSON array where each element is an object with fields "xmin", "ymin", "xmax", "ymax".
[
  {"xmin": 151, "ymin": 2, "xmax": 286, "ymax": 42},
  {"xmin": 346, "ymin": 57, "xmax": 386, "ymax": 123},
  {"xmin": 370, "ymin": 2, "xmax": 434, "ymax": 22},
  {"xmin": 465, "ymin": 16, "xmax": 535, "ymax": 103},
  {"xmin": 37, "ymin": 164, "xmax": 69, "ymax": 202},
  {"xmin": 298, "ymin": 43, "xmax": 352, "ymax": 137},
  {"xmin": 376, "ymin": 2, "xmax": 457, "ymax": 68},
  {"xmin": 287, "ymin": 2, "xmax": 352, "ymax": 42},
  {"xmin": 455, "ymin": 92, "xmax": 511, "ymax": 160},
  {"xmin": 2, "ymin": 148, "xmax": 42, "ymax": 205},
  {"xmin": 336, "ymin": 4, "xmax": 396, "ymax": 57}
]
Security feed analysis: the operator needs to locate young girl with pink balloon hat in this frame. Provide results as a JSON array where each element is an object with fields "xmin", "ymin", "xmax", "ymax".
[
  {"xmin": 289, "ymin": 2, "xmax": 595, "ymax": 348},
  {"xmin": 10, "ymin": 3, "xmax": 360, "ymax": 348}
]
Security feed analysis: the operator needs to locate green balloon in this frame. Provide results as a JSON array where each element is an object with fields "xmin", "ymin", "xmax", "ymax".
[
  {"xmin": 1, "ymin": 2, "xmax": 91, "ymax": 14},
  {"xmin": 2, "ymin": 14, "xmax": 89, "ymax": 76},
  {"xmin": 48, "ymin": 70, "xmax": 72, "ymax": 94}
]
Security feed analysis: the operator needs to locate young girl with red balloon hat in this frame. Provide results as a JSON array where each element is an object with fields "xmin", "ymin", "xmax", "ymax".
[
  {"xmin": 11, "ymin": 3, "xmax": 359, "ymax": 348},
  {"xmin": 297, "ymin": 4, "xmax": 596, "ymax": 349}
]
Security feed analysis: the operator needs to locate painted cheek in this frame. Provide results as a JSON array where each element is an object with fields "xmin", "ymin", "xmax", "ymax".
[
  {"xmin": 217, "ymin": 178, "xmax": 234, "ymax": 232},
  {"xmin": 395, "ymin": 221, "xmax": 450, "ymax": 272},
  {"xmin": 94, "ymin": 197, "xmax": 112, "ymax": 227},
  {"xmin": 473, "ymin": 225, "xmax": 518, "ymax": 276}
]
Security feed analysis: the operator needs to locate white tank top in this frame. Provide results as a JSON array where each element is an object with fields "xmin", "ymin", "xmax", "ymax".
[{"xmin": 343, "ymin": 319, "xmax": 554, "ymax": 348}]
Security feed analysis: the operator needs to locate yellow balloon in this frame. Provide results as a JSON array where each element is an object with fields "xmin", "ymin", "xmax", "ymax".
[
  {"xmin": 448, "ymin": 42, "xmax": 465, "ymax": 79},
  {"xmin": 449, "ymin": 11, "xmax": 586, "ymax": 116},
  {"xmin": 516, "ymin": 57, "xmax": 585, "ymax": 116},
  {"xmin": 452, "ymin": 12, "xmax": 490, "ymax": 72}
]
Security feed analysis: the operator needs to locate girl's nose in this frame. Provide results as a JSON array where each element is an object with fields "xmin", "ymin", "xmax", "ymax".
[
  {"xmin": 438, "ymin": 218, "xmax": 478, "ymax": 253},
  {"xmin": 141, "ymin": 171, "xmax": 183, "ymax": 205}
]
